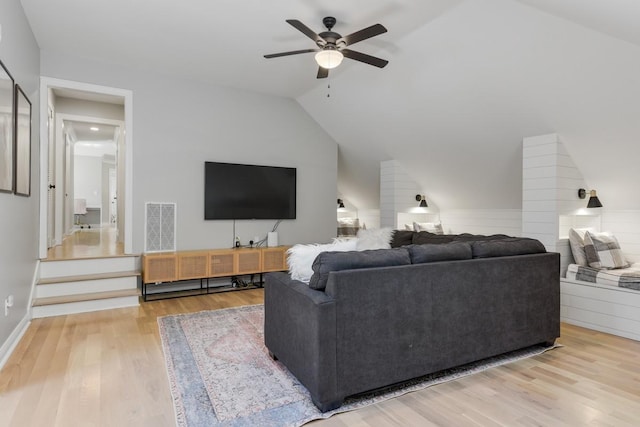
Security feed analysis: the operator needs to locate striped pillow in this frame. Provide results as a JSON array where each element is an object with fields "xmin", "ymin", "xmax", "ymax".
[
  {"xmin": 583, "ymin": 231, "xmax": 629, "ymax": 269},
  {"xmin": 413, "ymin": 222, "xmax": 444, "ymax": 234},
  {"xmin": 568, "ymin": 227, "xmax": 594, "ymax": 266}
]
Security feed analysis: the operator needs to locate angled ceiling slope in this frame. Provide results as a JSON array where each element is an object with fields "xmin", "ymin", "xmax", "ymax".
[{"xmin": 21, "ymin": 0, "xmax": 640, "ymax": 211}]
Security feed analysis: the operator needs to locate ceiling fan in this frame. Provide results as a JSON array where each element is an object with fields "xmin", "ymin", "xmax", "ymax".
[{"xmin": 264, "ymin": 16, "xmax": 389, "ymax": 79}]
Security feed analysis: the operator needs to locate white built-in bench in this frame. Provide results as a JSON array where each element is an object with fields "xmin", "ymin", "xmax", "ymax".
[
  {"xmin": 557, "ymin": 234, "xmax": 640, "ymax": 342},
  {"xmin": 560, "ymin": 277, "xmax": 640, "ymax": 341}
]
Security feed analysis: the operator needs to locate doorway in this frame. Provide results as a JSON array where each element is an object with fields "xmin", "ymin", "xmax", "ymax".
[{"xmin": 39, "ymin": 77, "xmax": 133, "ymax": 259}]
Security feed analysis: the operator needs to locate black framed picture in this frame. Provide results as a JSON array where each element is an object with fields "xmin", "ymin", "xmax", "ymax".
[
  {"xmin": 14, "ymin": 84, "xmax": 32, "ymax": 197},
  {"xmin": 0, "ymin": 59, "xmax": 14, "ymax": 193}
]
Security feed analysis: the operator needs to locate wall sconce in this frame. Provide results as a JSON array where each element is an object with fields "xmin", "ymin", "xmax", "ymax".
[
  {"xmin": 578, "ymin": 188, "xmax": 603, "ymax": 208},
  {"xmin": 415, "ymin": 194, "xmax": 428, "ymax": 208},
  {"xmin": 337, "ymin": 198, "xmax": 346, "ymax": 211}
]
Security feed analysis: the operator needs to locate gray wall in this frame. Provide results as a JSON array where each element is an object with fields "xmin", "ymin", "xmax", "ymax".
[
  {"xmin": 40, "ymin": 50, "xmax": 338, "ymax": 252},
  {"xmin": 0, "ymin": 0, "xmax": 40, "ymax": 358}
]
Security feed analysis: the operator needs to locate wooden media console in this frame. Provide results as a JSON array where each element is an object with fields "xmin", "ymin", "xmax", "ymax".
[{"xmin": 142, "ymin": 246, "xmax": 289, "ymax": 300}]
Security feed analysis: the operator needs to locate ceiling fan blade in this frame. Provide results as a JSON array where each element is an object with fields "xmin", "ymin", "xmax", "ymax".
[
  {"xmin": 341, "ymin": 49, "xmax": 389, "ymax": 68},
  {"xmin": 264, "ymin": 49, "xmax": 318, "ymax": 59},
  {"xmin": 317, "ymin": 67, "xmax": 329, "ymax": 79},
  {"xmin": 339, "ymin": 24, "xmax": 387, "ymax": 46},
  {"xmin": 286, "ymin": 19, "xmax": 324, "ymax": 44}
]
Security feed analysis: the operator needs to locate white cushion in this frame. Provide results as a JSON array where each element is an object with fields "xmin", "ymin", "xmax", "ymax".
[
  {"xmin": 568, "ymin": 227, "xmax": 594, "ymax": 266},
  {"xmin": 356, "ymin": 228, "xmax": 393, "ymax": 251},
  {"xmin": 413, "ymin": 222, "xmax": 444, "ymax": 234},
  {"xmin": 287, "ymin": 239, "xmax": 357, "ymax": 283},
  {"xmin": 404, "ymin": 223, "xmax": 414, "ymax": 231},
  {"xmin": 583, "ymin": 231, "xmax": 629, "ymax": 270}
]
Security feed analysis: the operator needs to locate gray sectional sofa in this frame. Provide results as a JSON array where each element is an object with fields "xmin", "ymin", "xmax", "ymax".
[{"xmin": 264, "ymin": 233, "xmax": 560, "ymax": 412}]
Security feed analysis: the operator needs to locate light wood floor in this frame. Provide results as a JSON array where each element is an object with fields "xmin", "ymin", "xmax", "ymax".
[
  {"xmin": 46, "ymin": 226, "xmax": 124, "ymax": 260},
  {"xmin": 1, "ymin": 291, "xmax": 639, "ymax": 427}
]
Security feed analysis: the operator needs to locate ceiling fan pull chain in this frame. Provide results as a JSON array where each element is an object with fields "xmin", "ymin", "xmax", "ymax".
[{"xmin": 327, "ymin": 83, "xmax": 331, "ymax": 98}]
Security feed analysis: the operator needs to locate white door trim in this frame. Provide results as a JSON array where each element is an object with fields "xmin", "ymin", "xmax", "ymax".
[{"xmin": 39, "ymin": 77, "xmax": 134, "ymax": 258}]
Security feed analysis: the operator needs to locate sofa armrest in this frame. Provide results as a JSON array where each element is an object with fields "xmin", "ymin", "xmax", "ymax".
[{"xmin": 264, "ymin": 272, "xmax": 341, "ymax": 410}]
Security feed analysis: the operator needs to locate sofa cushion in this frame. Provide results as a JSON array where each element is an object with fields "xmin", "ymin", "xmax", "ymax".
[
  {"xmin": 391, "ymin": 230, "xmax": 414, "ymax": 248},
  {"xmin": 408, "ymin": 242, "xmax": 472, "ymax": 264},
  {"xmin": 471, "ymin": 238, "xmax": 546, "ymax": 258},
  {"xmin": 453, "ymin": 233, "xmax": 511, "ymax": 242},
  {"xmin": 287, "ymin": 239, "xmax": 358, "ymax": 283},
  {"xmin": 309, "ymin": 248, "xmax": 411, "ymax": 290},
  {"xmin": 412, "ymin": 232, "xmax": 456, "ymax": 245}
]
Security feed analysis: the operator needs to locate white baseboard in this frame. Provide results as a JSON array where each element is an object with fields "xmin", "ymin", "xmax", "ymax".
[{"xmin": 0, "ymin": 313, "xmax": 31, "ymax": 371}]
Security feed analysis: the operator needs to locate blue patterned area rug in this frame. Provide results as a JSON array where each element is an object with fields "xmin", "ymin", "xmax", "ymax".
[{"xmin": 158, "ymin": 304, "xmax": 559, "ymax": 427}]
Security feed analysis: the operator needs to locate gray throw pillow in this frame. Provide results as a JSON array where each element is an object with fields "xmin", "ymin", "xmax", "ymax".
[
  {"xmin": 471, "ymin": 238, "xmax": 546, "ymax": 258},
  {"xmin": 412, "ymin": 232, "xmax": 456, "ymax": 245},
  {"xmin": 391, "ymin": 230, "xmax": 414, "ymax": 248},
  {"xmin": 308, "ymin": 248, "xmax": 411, "ymax": 290},
  {"xmin": 408, "ymin": 242, "xmax": 472, "ymax": 264}
]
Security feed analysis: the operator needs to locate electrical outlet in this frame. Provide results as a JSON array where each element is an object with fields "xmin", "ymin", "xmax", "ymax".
[{"xmin": 4, "ymin": 295, "xmax": 13, "ymax": 316}]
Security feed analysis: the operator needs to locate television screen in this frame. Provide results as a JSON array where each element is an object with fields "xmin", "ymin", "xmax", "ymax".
[{"xmin": 204, "ymin": 162, "xmax": 296, "ymax": 220}]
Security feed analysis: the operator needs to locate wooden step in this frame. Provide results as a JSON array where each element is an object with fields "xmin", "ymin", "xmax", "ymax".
[
  {"xmin": 38, "ymin": 270, "xmax": 140, "ymax": 285},
  {"xmin": 33, "ymin": 289, "xmax": 140, "ymax": 307},
  {"xmin": 40, "ymin": 256, "xmax": 140, "ymax": 279}
]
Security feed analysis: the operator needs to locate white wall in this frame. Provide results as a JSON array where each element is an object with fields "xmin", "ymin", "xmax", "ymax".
[
  {"xmin": 0, "ymin": 0, "xmax": 40, "ymax": 366},
  {"xmin": 298, "ymin": 0, "xmax": 640, "ymax": 214},
  {"xmin": 439, "ymin": 209, "xmax": 522, "ymax": 237},
  {"xmin": 602, "ymin": 211, "xmax": 640, "ymax": 264},
  {"xmin": 74, "ymin": 155, "xmax": 102, "ymax": 207},
  {"xmin": 56, "ymin": 97, "xmax": 124, "ymax": 120},
  {"xmin": 40, "ymin": 50, "xmax": 338, "ymax": 251}
]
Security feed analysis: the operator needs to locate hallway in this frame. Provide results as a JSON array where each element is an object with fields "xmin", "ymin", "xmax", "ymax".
[{"xmin": 46, "ymin": 226, "xmax": 125, "ymax": 260}]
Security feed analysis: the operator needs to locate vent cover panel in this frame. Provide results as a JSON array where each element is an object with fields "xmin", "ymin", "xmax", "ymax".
[{"xmin": 145, "ymin": 202, "xmax": 176, "ymax": 252}]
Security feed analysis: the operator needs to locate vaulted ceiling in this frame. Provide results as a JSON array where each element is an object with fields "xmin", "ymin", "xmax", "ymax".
[{"xmin": 21, "ymin": 0, "xmax": 640, "ymax": 210}]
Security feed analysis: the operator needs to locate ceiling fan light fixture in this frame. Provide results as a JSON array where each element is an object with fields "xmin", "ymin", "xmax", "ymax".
[{"xmin": 315, "ymin": 49, "xmax": 343, "ymax": 69}]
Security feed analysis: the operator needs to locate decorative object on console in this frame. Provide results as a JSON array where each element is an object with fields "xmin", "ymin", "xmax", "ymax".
[
  {"xmin": 583, "ymin": 231, "xmax": 629, "ymax": 270},
  {"xmin": 267, "ymin": 231, "xmax": 278, "ymax": 247},
  {"xmin": 415, "ymin": 194, "xmax": 428, "ymax": 208},
  {"xmin": 355, "ymin": 227, "xmax": 393, "ymax": 251},
  {"xmin": 578, "ymin": 188, "xmax": 603, "ymax": 208}
]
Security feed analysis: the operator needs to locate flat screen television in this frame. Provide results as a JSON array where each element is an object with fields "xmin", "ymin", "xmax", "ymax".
[{"xmin": 204, "ymin": 161, "xmax": 296, "ymax": 220}]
